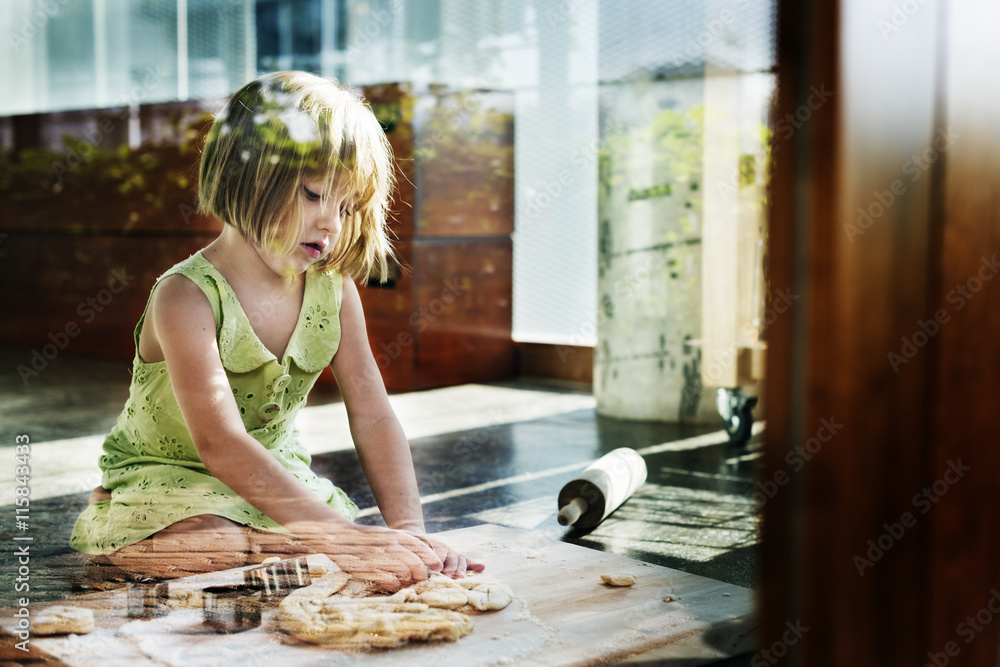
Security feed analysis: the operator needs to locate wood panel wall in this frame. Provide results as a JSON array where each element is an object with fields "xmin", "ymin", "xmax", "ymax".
[
  {"xmin": 1, "ymin": 85, "xmax": 516, "ymax": 393},
  {"xmin": 0, "ymin": 102, "xmax": 221, "ymax": 376},
  {"xmin": 761, "ymin": 1, "xmax": 1000, "ymax": 664},
  {"xmin": 358, "ymin": 84, "xmax": 515, "ymax": 392}
]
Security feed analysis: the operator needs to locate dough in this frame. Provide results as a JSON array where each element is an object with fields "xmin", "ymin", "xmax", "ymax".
[
  {"xmin": 280, "ymin": 598, "xmax": 473, "ymax": 648},
  {"xmin": 304, "ymin": 553, "xmax": 335, "ymax": 578},
  {"xmin": 278, "ymin": 572, "xmax": 513, "ymax": 648},
  {"xmin": 289, "ymin": 571, "xmax": 351, "ymax": 600},
  {"xmin": 340, "ymin": 573, "xmax": 514, "ymax": 613},
  {"xmin": 601, "ymin": 573, "xmax": 635, "ymax": 587},
  {"xmin": 278, "ymin": 573, "xmax": 472, "ymax": 648},
  {"xmin": 388, "ymin": 573, "xmax": 514, "ymax": 612},
  {"xmin": 458, "ymin": 577, "xmax": 515, "ymax": 611},
  {"xmin": 32, "ymin": 606, "xmax": 94, "ymax": 636}
]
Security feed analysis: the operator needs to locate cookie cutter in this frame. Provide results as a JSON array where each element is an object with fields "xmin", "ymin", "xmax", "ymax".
[
  {"xmin": 243, "ymin": 556, "xmax": 311, "ymax": 601},
  {"xmin": 126, "ymin": 579, "xmax": 170, "ymax": 618},
  {"xmin": 202, "ymin": 585, "xmax": 261, "ymax": 633}
]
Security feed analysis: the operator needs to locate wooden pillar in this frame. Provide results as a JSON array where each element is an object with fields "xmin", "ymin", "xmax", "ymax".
[
  {"xmin": 927, "ymin": 0, "xmax": 1000, "ymax": 660},
  {"xmin": 761, "ymin": 0, "xmax": 1000, "ymax": 664}
]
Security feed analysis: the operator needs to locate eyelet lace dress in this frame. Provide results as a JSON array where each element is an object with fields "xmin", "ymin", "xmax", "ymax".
[{"xmin": 70, "ymin": 251, "xmax": 358, "ymax": 555}]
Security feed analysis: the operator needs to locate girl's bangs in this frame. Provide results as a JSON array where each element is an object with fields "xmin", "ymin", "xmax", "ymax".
[{"xmin": 308, "ymin": 119, "xmax": 380, "ymax": 211}]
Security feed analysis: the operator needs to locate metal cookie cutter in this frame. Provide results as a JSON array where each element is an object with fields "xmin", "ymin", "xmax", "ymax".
[
  {"xmin": 126, "ymin": 579, "xmax": 170, "ymax": 618},
  {"xmin": 243, "ymin": 556, "xmax": 311, "ymax": 601},
  {"xmin": 202, "ymin": 585, "xmax": 261, "ymax": 633}
]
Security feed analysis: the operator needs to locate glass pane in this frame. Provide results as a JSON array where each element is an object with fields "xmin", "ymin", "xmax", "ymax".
[
  {"xmin": 291, "ymin": 0, "xmax": 321, "ymax": 56},
  {"xmin": 257, "ymin": 1, "xmax": 280, "ymax": 59},
  {"xmin": 46, "ymin": 0, "xmax": 96, "ymax": 111}
]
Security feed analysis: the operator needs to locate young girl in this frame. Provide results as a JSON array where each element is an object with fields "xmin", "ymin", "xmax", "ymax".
[{"xmin": 70, "ymin": 71, "xmax": 482, "ymax": 590}]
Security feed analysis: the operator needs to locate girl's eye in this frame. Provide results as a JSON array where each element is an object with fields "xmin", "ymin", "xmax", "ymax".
[
  {"xmin": 340, "ymin": 205, "xmax": 353, "ymax": 217},
  {"xmin": 303, "ymin": 186, "xmax": 321, "ymax": 201}
]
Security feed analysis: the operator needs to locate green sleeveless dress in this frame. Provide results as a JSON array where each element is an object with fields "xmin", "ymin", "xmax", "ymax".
[{"xmin": 70, "ymin": 250, "xmax": 359, "ymax": 555}]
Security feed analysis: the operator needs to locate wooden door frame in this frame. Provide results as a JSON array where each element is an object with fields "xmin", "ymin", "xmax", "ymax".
[{"xmin": 762, "ymin": 0, "xmax": 1000, "ymax": 664}]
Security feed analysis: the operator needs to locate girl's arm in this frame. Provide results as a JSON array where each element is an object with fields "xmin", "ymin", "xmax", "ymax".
[
  {"xmin": 147, "ymin": 274, "xmax": 442, "ymax": 588},
  {"xmin": 332, "ymin": 277, "xmax": 485, "ymax": 576}
]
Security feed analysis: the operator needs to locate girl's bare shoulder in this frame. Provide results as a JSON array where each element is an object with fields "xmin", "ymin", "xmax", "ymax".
[
  {"xmin": 140, "ymin": 274, "xmax": 217, "ymax": 364},
  {"xmin": 150, "ymin": 273, "xmax": 214, "ymax": 318}
]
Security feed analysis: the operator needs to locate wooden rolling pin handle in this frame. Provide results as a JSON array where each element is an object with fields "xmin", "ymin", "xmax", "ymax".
[{"xmin": 557, "ymin": 497, "xmax": 589, "ymax": 526}]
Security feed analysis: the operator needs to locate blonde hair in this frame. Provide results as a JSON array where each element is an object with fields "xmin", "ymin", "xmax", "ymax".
[{"xmin": 198, "ymin": 71, "xmax": 395, "ymax": 281}]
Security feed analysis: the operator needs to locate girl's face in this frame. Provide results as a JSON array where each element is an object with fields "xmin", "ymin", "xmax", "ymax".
[{"xmin": 260, "ymin": 176, "xmax": 354, "ymax": 278}]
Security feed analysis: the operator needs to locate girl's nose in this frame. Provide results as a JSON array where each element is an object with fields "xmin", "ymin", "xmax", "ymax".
[{"xmin": 319, "ymin": 207, "xmax": 342, "ymax": 235}]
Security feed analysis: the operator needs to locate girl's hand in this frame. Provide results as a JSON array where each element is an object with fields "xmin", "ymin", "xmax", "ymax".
[
  {"xmin": 317, "ymin": 524, "xmax": 444, "ymax": 592},
  {"xmin": 399, "ymin": 528, "xmax": 486, "ymax": 579}
]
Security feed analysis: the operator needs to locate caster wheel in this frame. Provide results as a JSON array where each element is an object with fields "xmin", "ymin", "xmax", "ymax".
[{"xmin": 717, "ymin": 388, "xmax": 758, "ymax": 446}]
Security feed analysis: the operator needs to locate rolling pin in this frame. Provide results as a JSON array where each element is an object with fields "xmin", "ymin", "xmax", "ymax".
[{"xmin": 557, "ymin": 448, "xmax": 648, "ymax": 529}]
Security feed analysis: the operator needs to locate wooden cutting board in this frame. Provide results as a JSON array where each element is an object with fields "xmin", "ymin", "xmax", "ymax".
[{"xmin": 1, "ymin": 524, "xmax": 754, "ymax": 666}]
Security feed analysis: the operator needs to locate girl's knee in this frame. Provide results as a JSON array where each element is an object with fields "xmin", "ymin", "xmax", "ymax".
[
  {"xmin": 106, "ymin": 515, "xmax": 256, "ymax": 578},
  {"xmin": 153, "ymin": 515, "xmax": 253, "ymax": 552},
  {"xmin": 88, "ymin": 486, "xmax": 111, "ymax": 505}
]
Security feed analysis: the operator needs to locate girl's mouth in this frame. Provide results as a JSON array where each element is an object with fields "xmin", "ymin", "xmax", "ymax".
[{"xmin": 301, "ymin": 242, "xmax": 323, "ymax": 259}]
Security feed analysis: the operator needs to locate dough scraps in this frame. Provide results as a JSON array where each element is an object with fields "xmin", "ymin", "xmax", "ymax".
[
  {"xmin": 32, "ymin": 606, "xmax": 95, "ymax": 636},
  {"xmin": 387, "ymin": 573, "xmax": 515, "ymax": 612},
  {"xmin": 601, "ymin": 573, "xmax": 636, "ymax": 587}
]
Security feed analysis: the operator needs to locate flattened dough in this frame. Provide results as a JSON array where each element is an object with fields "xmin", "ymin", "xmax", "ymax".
[
  {"xmin": 278, "ymin": 572, "xmax": 513, "ymax": 648},
  {"xmin": 279, "ymin": 574, "xmax": 472, "ymax": 648},
  {"xmin": 280, "ymin": 598, "xmax": 473, "ymax": 648},
  {"xmin": 32, "ymin": 606, "xmax": 94, "ymax": 636}
]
